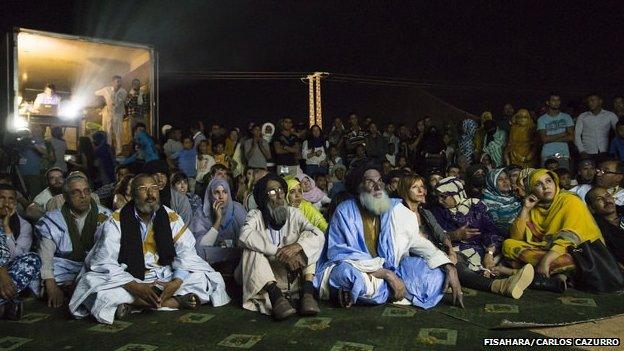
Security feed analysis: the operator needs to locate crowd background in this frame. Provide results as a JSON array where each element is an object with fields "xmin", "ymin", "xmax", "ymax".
[{"xmin": 1, "ymin": 91, "xmax": 624, "ymax": 321}]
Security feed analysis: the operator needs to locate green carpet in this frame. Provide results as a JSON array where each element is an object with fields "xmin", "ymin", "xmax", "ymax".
[{"xmin": 3, "ymin": 287, "xmax": 617, "ymax": 351}]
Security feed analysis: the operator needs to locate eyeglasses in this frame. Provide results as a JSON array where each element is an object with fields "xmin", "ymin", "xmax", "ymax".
[
  {"xmin": 137, "ymin": 185, "xmax": 160, "ymax": 195},
  {"xmin": 266, "ymin": 187, "xmax": 285, "ymax": 197},
  {"xmin": 596, "ymin": 169, "xmax": 624, "ymax": 175},
  {"xmin": 363, "ymin": 178, "xmax": 385, "ymax": 189},
  {"xmin": 68, "ymin": 188, "xmax": 91, "ymax": 198}
]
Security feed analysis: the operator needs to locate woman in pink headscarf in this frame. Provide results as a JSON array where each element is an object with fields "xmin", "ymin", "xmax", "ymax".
[{"xmin": 296, "ymin": 173, "xmax": 331, "ymax": 210}]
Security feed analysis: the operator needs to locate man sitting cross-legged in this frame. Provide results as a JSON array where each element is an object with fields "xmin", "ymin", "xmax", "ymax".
[
  {"xmin": 314, "ymin": 164, "xmax": 463, "ymax": 309},
  {"xmin": 69, "ymin": 174, "xmax": 229, "ymax": 324},
  {"xmin": 35, "ymin": 173, "xmax": 111, "ymax": 308},
  {"xmin": 237, "ymin": 173, "xmax": 325, "ymax": 320}
]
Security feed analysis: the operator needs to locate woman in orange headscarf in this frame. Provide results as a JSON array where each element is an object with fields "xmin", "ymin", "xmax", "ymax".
[{"xmin": 505, "ymin": 109, "xmax": 538, "ymax": 168}]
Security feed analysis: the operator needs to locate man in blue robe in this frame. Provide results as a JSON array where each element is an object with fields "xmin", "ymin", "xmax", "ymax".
[{"xmin": 315, "ymin": 164, "xmax": 463, "ymax": 308}]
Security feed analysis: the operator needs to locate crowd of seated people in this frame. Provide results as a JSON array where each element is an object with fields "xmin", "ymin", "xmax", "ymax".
[{"xmin": 1, "ymin": 92, "xmax": 624, "ymax": 323}]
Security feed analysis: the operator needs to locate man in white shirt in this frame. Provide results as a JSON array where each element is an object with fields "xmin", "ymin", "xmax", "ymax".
[
  {"xmin": 575, "ymin": 93, "xmax": 618, "ymax": 160},
  {"xmin": 32, "ymin": 83, "xmax": 62, "ymax": 111},
  {"xmin": 95, "ymin": 76, "xmax": 127, "ymax": 154}
]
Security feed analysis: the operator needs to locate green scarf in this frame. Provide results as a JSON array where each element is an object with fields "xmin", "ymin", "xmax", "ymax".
[{"xmin": 61, "ymin": 199, "xmax": 99, "ymax": 262}]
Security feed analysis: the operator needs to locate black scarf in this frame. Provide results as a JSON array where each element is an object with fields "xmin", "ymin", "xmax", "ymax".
[
  {"xmin": 118, "ymin": 201, "xmax": 176, "ymax": 280},
  {"xmin": 8, "ymin": 213, "xmax": 20, "ymax": 240},
  {"xmin": 61, "ymin": 200, "xmax": 100, "ymax": 262},
  {"xmin": 160, "ymin": 186, "xmax": 172, "ymax": 208},
  {"xmin": 253, "ymin": 173, "xmax": 289, "ymax": 230}
]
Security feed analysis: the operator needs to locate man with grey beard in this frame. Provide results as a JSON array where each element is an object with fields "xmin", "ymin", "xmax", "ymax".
[
  {"xmin": 69, "ymin": 174, "xmax": 229, "ymax": 324},
  {"xmin": 237, "ymin": 174, "xmax": 325, "ymax": 320},
  {"xmin": 314, "ymin": 163, "xmax": 462, "ymax": 310}
]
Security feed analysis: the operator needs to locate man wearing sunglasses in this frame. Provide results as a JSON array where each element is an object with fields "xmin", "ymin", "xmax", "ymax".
[
  {"xmin": 70, "ymin": 173, "xmax": 229, "ymax": 324},
  {"xmin": 35, "ymin": 173, "xmax": 111, "ymax": 309},
  {"xmin": 238, "ymin": 173, "xmax": 324, "ymax": 320}
]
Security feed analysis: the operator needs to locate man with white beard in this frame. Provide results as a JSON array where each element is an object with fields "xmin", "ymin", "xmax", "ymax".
[
  {"xmin": 315, "ymin": 163, "xmax": 463, "ymax": 309},
  {"xmin": 237, "ymin": 174, "xmax": 325, "ymax": 320},
  {"xmin": 69, "ymin": 174, "xmax": 229, "ymax": 324}
]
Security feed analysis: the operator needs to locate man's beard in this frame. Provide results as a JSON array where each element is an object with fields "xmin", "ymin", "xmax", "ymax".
[
  {"xmin": 50, "ymin": 185, "xmax": 63, "ymax": 196},
  {"xmin": 359, "ymin": 190, "xmax": 392, "ymax": 216},
  {"xmin": 136, "ymin": 197, "xmax": 160, "ymax": 214},
  {"xmin": 267, "ymin": 203, "xmax": 289, "ymax": 227}
]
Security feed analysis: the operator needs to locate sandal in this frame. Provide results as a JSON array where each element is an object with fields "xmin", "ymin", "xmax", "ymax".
[
  {"xmin": 4, "ymin": 300, "xmax": 24, "ymax": 321},
  {"xmin": 173, "ymin": 293, "xmax": 200, "ymax": 310}
]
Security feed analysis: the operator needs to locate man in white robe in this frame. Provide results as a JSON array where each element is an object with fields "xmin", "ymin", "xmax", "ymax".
[
  {"xmin": 95, "ymin": 75, "xmax": 127, "ymax": 154},
  {"xmin": 70, "ymin": 174, "xmax": 229, "ymax": 324},
  {"xmin": 237, "ymin": 174, "xmax": 324, "ymax": 320},
  {"xmin": 34, "ymin": 174, "xmax": 111, "ymax": 307}
]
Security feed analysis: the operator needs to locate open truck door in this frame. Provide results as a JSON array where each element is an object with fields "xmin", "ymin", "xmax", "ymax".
[{"xmin": 1, "ymin": 28, "xmax": 158, "ymax": 152}]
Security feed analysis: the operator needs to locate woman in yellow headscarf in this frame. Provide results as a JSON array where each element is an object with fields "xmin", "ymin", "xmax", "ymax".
[
  {"xmin": 503, "ymin": 169, "xmax": 603, "ymax": 277},
  {"xmin": 505, "ymin": 109, "xmax": 538, "ymax": 168},
  {"xmin": 285, "ymin": 177, "xmax": 328, "ymax": 232}
]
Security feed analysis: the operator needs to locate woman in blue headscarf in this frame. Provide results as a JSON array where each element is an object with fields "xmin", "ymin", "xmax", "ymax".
[
  {"xmin": 482, "ymin": 168, "xmax": 522, "ymax": 237},
  {"xmin": 190, "ymin": 177, "xmax": 248, "ymax": 263}
]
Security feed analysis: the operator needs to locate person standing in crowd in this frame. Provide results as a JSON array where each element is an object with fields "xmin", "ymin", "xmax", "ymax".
[
  {"xmin": 537, "ymin": 93, "xmax": 574, "ymax": 170},
  {"xmin": 124, "ymin": 79, "xmax": 147, "ymax": 125},
  {"xmin": 70, "ymin": 137, "xmax": 95, "ymax": 179},
  {"xmin": 383, "ymin": 122, "xmax": 399, "ymax": 157},
  {"xmin": 48, "ymin": 127, "xmax": 67, "ymax": 173},
  {"xmin": 238, "ymin": 174, "xmax": 324, "ymax": 320},
  {"xmin": 92, "ymin": 131, "xmax": 116, "ymax": 187},
  {"xmin": 16, "ymin": 126, "xmax": 48, "ymax": 198},
  {"xmin": 190, "ymin": 122, "xmax": 207, "ymax": 149},
  {"xmin": 344, "ymin": 113, "xmax": 366, "ymax": 163},
  {"xmin": 69, "ymin": 173, "xmax": 229, "ymax": 324},
  {"xmin": 505, "ymin": 109, "xmax": 538, "ymax": 168},
  {"xmin": 302, "ymin": 125, "xmax": 328, "ymax": 176},
  {"xmin": 273, "ymin": 118, "xmax": 300, "ymax": 176},
  {"xmin": 364, "ymin": 122, "xmax": 387, "ymax": 163},
  {"xmin": 163, "ymin": 127, "xmax": 183, "ymax": 168},
  {"xmin": 609, "ymin": 121, "xmax": 624, "ymax": 161},
  {"xmin": 35, "ymin": 173, "xmax": 111, "ymax": 308},
  {"xmin": 177, "ymin": 136, "xmax": 198, "ymax": 194},
  {"xmin": 613, "ymin": 95, "xmax": 624, "ymax": 121},
  {"xmin": 328, "ymin": 117, "xmax": 346, "ymax": 151},
  {"xmin": 575, "ymin": 93, "xmax": 618, "ymax": 161},
  {"xmin": 95, "ymin": 75, "xmax": 127, "ymax": 155},
  {"xmin": 458, "ymin": 119, "xmax": 478, "ymax": 165},
  {"xmin": 243, "ymin": 124, "xmax": 271, "ymax": 170},
  {"xmin": 482, "ymin": 120, "xmax": 507, "ymax": 168}
]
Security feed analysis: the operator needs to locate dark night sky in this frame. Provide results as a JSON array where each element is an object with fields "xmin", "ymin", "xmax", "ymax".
[{"xmin": 2, "ymin": 0, "xmax": 623, "ymax": 127}]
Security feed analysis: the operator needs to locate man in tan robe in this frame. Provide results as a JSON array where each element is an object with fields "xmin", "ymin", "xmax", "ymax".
[{"xmin": 237, "ymin": 174, "xmax": 324, "ymax": 320}]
